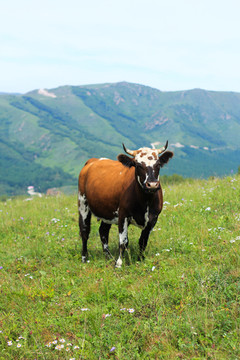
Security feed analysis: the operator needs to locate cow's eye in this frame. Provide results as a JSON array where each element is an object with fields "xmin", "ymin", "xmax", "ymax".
[
  {"xmin": 153, "ymin": 162, "xmax": 160, "ymax": 173},
  {"xmin": 154, "ymin": 160, "xmax": 160, "ymax": 169}
]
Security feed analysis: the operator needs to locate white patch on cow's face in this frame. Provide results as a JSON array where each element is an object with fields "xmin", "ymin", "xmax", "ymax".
[
  {"xmin": 134, "ymin": 148, "xmax": 159, "ymax": 167},
  {"xmin": 78, "ymin": 192, "xmax": 89, "ymax": 222},
  {"xmin": 119, "ymin": 218, "xmax": 128, "ymax": 245},
  {"xmin": 135, "ymin": 148, "xmax": 161, "ymax": 191},
  {"xmin": 99, "ymin": 157, "xmax": 109, "ymax": 161}
]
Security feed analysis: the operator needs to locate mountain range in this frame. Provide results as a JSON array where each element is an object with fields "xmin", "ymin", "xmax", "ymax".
[{"xmin": 1, "ymin": 81, "xmax": 240, "ymax": 195}]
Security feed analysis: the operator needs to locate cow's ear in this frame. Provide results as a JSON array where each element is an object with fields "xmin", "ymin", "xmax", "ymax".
[
  {"xmin": 159, "ymin": 151, "xmax": 174, "ymax": 167},
  {"xmin": 118, "ymin": 154, "xmax": 136, "ymax": 168}
]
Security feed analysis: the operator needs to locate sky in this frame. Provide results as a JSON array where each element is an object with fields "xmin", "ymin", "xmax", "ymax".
[{"xmin": 1, "ymin": 0, "xmax": 240, "ymax": 93}]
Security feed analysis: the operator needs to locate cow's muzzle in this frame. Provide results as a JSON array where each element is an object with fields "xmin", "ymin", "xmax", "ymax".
[{"xmin": 145, "ymin": 181, "xmax": 160, "ymax": 192}]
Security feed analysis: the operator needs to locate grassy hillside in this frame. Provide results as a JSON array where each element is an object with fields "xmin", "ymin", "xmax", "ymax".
[
  {"xmin": 0, "ymin": 175, "xmax": 239, "ymax": 359},
  {"xmin": 1, "ymin": 82, "xmax": 240, "ymax": 195}
]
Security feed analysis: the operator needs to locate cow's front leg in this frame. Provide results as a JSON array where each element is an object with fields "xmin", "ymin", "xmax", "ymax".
[
  {"xmin": 99, "ymin": 221, "xmax": 113, "ymax": 258},
  {"xmin": 116, "ymin": 217, "xmax": 129, "ymax": 268},
  {"xmin": 138, "ymin": 221, "xmax": 156, "ymax": 261}
]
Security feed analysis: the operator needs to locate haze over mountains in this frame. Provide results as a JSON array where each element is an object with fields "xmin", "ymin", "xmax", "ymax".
[{"xmin": 1, "ymin": 81, "xmax": 240, "ymax": 195}]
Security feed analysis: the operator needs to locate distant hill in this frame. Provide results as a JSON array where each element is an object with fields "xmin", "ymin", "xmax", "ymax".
[{"xmin": 1, "ymin": 82, "xmax": 240, "ymax": 195}]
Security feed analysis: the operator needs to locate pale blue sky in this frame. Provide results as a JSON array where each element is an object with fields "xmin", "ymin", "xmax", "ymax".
[{"xmin": 1, "ymin": 0, "xmax": 240, "ymax": 93}]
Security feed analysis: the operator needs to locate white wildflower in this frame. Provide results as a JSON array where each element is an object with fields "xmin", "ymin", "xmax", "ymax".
[{"xmin": 51, "ymin": 218, "xmax": 60, "ymax": 223}]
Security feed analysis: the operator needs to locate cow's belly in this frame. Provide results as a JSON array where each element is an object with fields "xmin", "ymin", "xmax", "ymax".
[
  {"xmin": 91, "ymin": 213, "xmax": 148, "ymax": 228},
  {"xmin": 92, "ymin": 210, "xmax": 119, "ymax": 225},
  {"xmin": 90, "ymin": 206, "xmax": 150, "ymax": 229},
  {"xmin": 85, "ymin": 187, "xmax": 119, "ymax": 219}
]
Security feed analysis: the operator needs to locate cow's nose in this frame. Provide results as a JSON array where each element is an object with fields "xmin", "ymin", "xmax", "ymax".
[{"xmin": 146, "ymin": 181, "xmax": 160, "ymax": 189}]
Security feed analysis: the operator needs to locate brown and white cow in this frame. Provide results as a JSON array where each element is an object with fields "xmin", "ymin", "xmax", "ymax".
[{"xmin": 78, "ymin": 141, "xmax": 173, "ymax": 267}]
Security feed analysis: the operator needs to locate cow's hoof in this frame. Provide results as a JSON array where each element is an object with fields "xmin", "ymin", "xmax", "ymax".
[
  {"xmin": 115, "ymin": 257, "xmax": 122, "ymax": 268},
  {"xmin": 82, "ymin": 256, "xmax": 87, "ymax": 263}
]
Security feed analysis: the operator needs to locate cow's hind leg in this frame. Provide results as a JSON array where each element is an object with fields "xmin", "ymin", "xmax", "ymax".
[
  {"xmin": 78, "ymin": 193, "xmax": 91, "ymax": 262},
  {"xmin": 99, "ymin": 221, "xmax": 113, "ymax": 258}
]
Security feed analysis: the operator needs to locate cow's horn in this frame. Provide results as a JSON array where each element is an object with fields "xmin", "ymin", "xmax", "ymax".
[
  {"xmin": 156, "ymin": 140, "xmax": 168, "ymax": 154},
  {"xmin": 122, "ymin": 143, "xmax": 137, "ymax": 157}
]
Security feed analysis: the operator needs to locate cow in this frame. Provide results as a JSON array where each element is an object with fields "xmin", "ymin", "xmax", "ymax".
[{"xmin": 78, "ymin": 141, "xmax": 173, "ymax": 267}]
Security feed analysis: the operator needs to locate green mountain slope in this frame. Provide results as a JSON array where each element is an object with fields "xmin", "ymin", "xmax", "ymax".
[{"xmin": 1, "ymin": 82, "xmax": 240, "ymax": 195}]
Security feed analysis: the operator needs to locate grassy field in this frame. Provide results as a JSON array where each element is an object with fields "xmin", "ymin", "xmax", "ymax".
[{"xmin": 0, "ymin": 175, "xmax": 239, "ymax": 359}]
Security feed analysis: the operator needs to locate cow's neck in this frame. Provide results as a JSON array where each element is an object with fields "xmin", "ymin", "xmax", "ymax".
[{"xmin": 135, "ymin": 180, "xmax": 158, "ymax": 204}]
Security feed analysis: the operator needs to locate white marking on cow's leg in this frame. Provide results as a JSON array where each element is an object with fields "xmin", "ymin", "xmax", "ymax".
[
  {"xmin": 119, "ymin": 218, "xmax": 128, "ymax": 245},
  {"xmin": 78, "ymin": 192, "xmax": 91, "ymax": 261},
  {"xmin": 143, "ymin": 206, "xmax": 149, "ymax": 229},
  {"xmin": 78, "ymin": 192, "xmax": 89, "ymax": 223},
  {"xmin": 116, "ymin": 218, "xmax": 128, "ymax": 268}
]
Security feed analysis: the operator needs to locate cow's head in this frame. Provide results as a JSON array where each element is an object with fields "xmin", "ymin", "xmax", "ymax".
[{"xmin": 118, "ymin": 141, "xmax": 174, "ymax": 193}]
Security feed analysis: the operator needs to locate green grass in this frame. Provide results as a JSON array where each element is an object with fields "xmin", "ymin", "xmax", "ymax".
[{"xmin": 0, "ymin": 176, "xmax": 239, "ymax": 359}]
